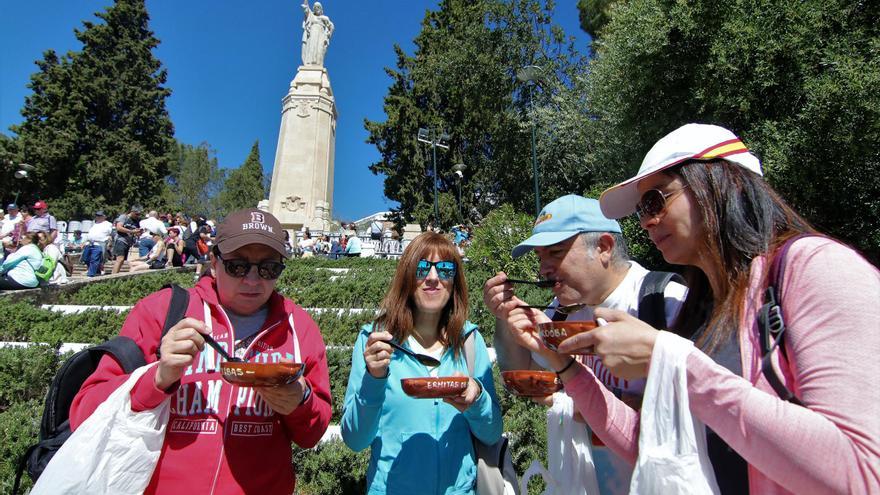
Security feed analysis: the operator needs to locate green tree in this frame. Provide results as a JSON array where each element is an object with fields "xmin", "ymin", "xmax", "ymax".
[
  {"xmin": 164, "ymin": 141, "xmax": 225, "ymax": 217},
  {"xmin": 576, "ymin": 0, "xmax": 617, "ymax": 38},
  {"xmin": 218, "ymin": 141, "xmax": 266, "ymax": 214},
  {"xmin": 366, "ymin": 0, "xmax": 591, "ymax": 229},
  {"xmin": 585, "ymin": 0, "xmax": 880, "ymax": 262},
  {"xmin": 11, "ymin": 0, "xmax": 174, "ymax": 219}
]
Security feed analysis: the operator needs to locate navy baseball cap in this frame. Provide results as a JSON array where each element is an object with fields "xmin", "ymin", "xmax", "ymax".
[
  {"xmin": 6, "ymin": 204, "xmax": 17, "ymax": 210},
  {"xmin": 511, "ymin": 195, "xmax": 622, "ymax": 259}
]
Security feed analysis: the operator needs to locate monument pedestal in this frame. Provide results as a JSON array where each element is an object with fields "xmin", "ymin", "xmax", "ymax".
[{"xmin": 268, "ymin": 65, "xmax": 337, "ymax": 233}]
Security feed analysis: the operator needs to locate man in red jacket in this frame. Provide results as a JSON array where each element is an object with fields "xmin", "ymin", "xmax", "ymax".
[{"xmin": 71, "ymin": 208, "xmax": 332, "ymax": 494}]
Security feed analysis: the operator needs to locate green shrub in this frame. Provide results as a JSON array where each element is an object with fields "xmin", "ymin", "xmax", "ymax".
[
  {"xmin": 293, "ymin": 439, "xmax": 369, "ymax": 495},
  {"xmin": 0, "ymin": 301, "xmax": 58, "ymax": 342},
  {"xmin": 56, "ymin": 271, "xmax": 195, "ymax": 305},
  {"xmin": 327, "ymin": 348, "xmax": 353, "ymax": 424},
  {"xmin": 312, "ymin": 310, "xmax": 375, "ymax": 347},
  {"xmin": 0, "ymin": 300, "xmax": 127, "ymax": 345},
  {"xmin": 0, "ymin": 344, "xmax": 62, "ymax": 412},
  {"xmin": 0, "ymin": 399, "xmax": 41, "ymax": 495}
]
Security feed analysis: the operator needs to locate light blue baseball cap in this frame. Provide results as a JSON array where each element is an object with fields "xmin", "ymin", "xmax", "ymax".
[{"xmin": 511, "ymin": 195, "xmax": 622, "ymax": 259}]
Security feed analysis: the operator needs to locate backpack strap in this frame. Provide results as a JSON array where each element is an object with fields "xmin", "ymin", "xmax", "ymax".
[
  {"xmin": 637, "ymin": 271, "xmax": 685, "ymax": 329},
  {"xmin": 464, "ymin": 330, "xmax": 475, "ymax": 377},
  {"xmin": 157, "ymin": 284, "xmax": 191, "ymax": 359},
  {"xmin": 757, "ymin": 234, "xmax": 818, "ymax": 406}
]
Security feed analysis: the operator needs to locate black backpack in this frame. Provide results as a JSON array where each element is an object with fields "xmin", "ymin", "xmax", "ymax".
[
  {"xmin": 13, "ymin": 284, "xmax": 190, "ymax": 494},
  {"xmin": 636, "ymin": 271, "xmax": 685, "ymax": 328}
]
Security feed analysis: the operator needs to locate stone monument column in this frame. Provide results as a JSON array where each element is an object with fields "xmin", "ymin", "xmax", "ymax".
[{"xmin": 268, "ymin": 0, "xmax": 336, "ymax": 233}]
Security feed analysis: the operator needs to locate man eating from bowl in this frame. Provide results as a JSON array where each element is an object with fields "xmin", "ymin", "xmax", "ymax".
[
  {"xmin": 483, "ymin": 194, "xmax": 687, "ymax": 494},
  {"xmin": 70, "ymin": 208, "xmax": 331, "ymax": 494}
]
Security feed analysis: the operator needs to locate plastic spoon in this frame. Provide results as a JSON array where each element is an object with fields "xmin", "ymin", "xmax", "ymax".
[
  {"xmin": 516, "ymin": 303, "xmax": 587, "ymax": 315},
  {"xmin": 505, "ymin": 278, "xmax": 557, "ymax": 288},
  {"xmin": 387, "ymin": 340, "xmax": 441, "ymax": 367},
  {"xmin": 201, "ymin": 332, "xmax": 242, "ymax": 362}
]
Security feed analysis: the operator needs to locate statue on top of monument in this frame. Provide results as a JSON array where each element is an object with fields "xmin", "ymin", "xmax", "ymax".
[{"xmin": 300, "ymin": 0, "xmax": 334, "ymax": 67}]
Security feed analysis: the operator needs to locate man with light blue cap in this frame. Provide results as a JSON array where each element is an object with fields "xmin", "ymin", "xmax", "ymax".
[{"xmin": 483, "ymin": 194, "xmax": 687, "ymax": 495}]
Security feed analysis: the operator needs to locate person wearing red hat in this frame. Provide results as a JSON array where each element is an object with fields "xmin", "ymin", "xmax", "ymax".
[
  {"xmin": 26, "ymin": 200, "xmax": 58, "ymax": 243},
  {"xmin": 503, "ymin": 124, "xmax": 880, "ymax": 493},
  {"xmin": 70, "ymin": 208, "xmax": 332, "ymax": 494}
]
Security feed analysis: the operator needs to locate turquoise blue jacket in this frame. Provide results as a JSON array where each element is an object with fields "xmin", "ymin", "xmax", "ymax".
[{"xmin": 342, "ymin": 322, "xmax": 502, "ymax": 495}]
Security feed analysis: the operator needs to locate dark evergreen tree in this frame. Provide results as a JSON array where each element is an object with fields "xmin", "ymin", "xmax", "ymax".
[
  {"xmin": 219, "ymin": 141, "xmax": 266, "ymax": 214},
  {"xmin": 11, "ymin": 0, "xmax": 174, "ymax": 219},
  {"xmin": 366, "ymin": 0, "xmax": 590, "ymax": 229}
]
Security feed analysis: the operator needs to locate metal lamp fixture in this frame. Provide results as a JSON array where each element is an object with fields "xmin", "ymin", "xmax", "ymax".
[
  {"xmin": 452, "ymin": 163, "xmax": 467, "ymax": 221},
  {"xmin": 516, "ymin": 65, "xmax": 544, "ymax": 217},
  {"xmin": 417, "ymin": 128, "xmax": 451, "ymax": 225}
]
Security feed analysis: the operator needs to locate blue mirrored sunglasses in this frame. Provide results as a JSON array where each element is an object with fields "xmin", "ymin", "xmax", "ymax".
[{"xmin": 415, "ymin": 259, "xmax": 456, "ymax": 280}]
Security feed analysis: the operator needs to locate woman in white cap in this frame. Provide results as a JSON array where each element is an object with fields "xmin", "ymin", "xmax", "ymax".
[{"xmin": 503, "ymin": 124, "xmax": 879, "ymax": 493}]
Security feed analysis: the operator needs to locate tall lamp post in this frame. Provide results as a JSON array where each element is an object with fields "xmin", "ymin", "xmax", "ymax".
[
  {"xmin": 452, "ymin": 162, "xmax": 466, "ymax": 222},
  {"xmin": 417, "ymin": 128, "xmax": 450, "ymax": 226},
  {"xmin": 516, "ymin": 65, "xmax": 544, "ymax": 217},
  {"xmin": 8, "ymin": 162, "xmax": 34, "ymax": 206}
]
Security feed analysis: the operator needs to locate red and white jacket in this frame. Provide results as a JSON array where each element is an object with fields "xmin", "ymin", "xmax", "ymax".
[{"xmin": 70, "ymin": 276, "xmax": 332, "ymax": 494}]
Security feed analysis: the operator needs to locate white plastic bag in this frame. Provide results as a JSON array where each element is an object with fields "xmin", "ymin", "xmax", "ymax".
[
  {"xmin": 519, "ymin": 392, "xmax": 599, "ymax": 495},
  {"xmin": 629, "ymin": 332, "xmax": 719, "ymax": 495},
  {"xmin": 31, "ymin": 361, "xmax": 170, "ymax": 495}
]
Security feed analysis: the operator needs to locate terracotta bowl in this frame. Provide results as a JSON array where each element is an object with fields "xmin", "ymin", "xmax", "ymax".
[
  {"xmin": 536, "ymin": 320, "xmax": 598, "ymax": 353},
  {"xmin": 400, "ymin": 377, "xmax": 469, "ymax": 399},
  {"xmin": 220, "ymin": 362, "xmax": 305, "ymax": 387},
  {"xmin": 501, "ymin": 370, "xmax": 562, "ymax": 397}
]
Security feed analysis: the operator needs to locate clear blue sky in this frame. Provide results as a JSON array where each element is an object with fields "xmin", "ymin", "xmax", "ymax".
[{"xmin": 0, "ymin": 1, "xmax": 589, "ymax": 221}]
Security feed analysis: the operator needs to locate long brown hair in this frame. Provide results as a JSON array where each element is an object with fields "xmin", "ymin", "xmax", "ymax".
[
  {"xmin": 374, "ymin": 232, "xmax": 469, "ymax": 356},
  {"xmin": 669, "ymin": 160, "xmax": 814, "ymax": 354}
]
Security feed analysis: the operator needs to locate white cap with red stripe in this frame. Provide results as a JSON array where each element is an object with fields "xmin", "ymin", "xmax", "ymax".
[{"xmin": 599, "ymin": 123, "xmax": 763, "ymax": 219}]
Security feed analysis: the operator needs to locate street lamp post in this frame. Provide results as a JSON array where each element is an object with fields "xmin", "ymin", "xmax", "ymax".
[
  {"xmin": 452, "ymin": 163, "xmax": 466, "ymax": 222},
  {"xmin": 8, "ymin": 162, "xmax": 34, "ymax": 206},
  {"xmin": 516, "ymin": 65, "xmax": 544, "ymax": 217},
  {"xmin": 417, "ymin": 128, "xmax": 450, "ymax": 226}
]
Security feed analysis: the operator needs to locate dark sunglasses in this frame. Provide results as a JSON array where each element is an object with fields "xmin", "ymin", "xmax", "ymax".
[
  {"xmin": 636, "ymin": 184, "xmax": 690, "ymax": 219},
  {"xmin": 219, "ymin": 255, "xmax": 285, "ymax": 280},
  {"xmin": 415, "ymin": 259, "xmax": 456, "ymax": 280}
]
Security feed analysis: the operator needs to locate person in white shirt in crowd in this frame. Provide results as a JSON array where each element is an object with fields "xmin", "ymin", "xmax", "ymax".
[
  {"xmin": 1, "ymin": 204, "xmax": 23, "ymax": 254},
  {"xmin": 138, "ymin": 210, "xmax": 168, "ymax": 257},
  {"xmin": 1, "ymin": 204, "xmax": 22, "ymax": 236},
  {"xmin": 83, "ymin": 211, "xmax": 114, "ymax": 277},
  {"xmin": 299, "ymin": 230, "xmax": 317, "ymax": 258},
  {"xmin": 129, "ymin": 231, "xmax": 167, "ymax": 272}
]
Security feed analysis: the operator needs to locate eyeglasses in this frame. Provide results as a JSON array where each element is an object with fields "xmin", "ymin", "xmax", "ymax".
[
  {"xmin": 415, "ymin": 259, "xmax": 456, "ymax": 280},
  {"xmin": 219, "ymin": 255, "xmax": 285, "ymax": 280},
  {"xmin": 636, "ymin": 184, "xmax": 690, "ymax": 219}
]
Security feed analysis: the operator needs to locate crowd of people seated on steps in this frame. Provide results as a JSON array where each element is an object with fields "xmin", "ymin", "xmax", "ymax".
[
  {"xmin": 0, "ymin": 201, "xmax": 222, "ymax": 289},
  {"xmin": 1, "ymin": 200, "xmax": 476, "ymax": 290}
]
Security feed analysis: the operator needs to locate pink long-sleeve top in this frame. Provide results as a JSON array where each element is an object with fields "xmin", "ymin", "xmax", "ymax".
[{"xmin": 565, "ymin": 236, "xmax": 880, "ymax": 494}]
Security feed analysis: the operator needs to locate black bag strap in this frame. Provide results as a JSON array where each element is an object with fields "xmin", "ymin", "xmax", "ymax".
[
  {"xmin": 157, "ymin": 284, "xmax": 191, "ymax": 359},
  {"xmin": 90, "ymin": 336, "xmax": 149, "ymax": 374},
  {"xmin": 757, "ymin": 234, "xmax": 820, "ymax": 406},
  {"xmin": 637, "ymin": 271, "xmax": 685, "ymax": 329}
]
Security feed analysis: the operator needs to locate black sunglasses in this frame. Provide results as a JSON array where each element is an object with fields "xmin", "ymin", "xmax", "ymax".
[
  {"xmin": 219, "ymin": 255, "xmax": 285, "ymax": 280},
  {"xmin": 636, "ymin": 184, "xmax": 689, "ymax": 219}
]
